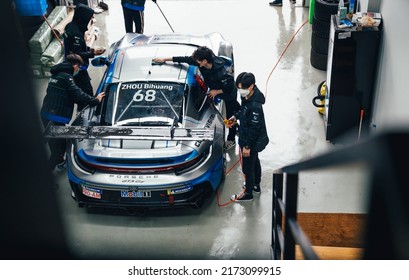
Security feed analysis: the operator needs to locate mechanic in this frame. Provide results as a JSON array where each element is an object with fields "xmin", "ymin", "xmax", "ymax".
[
  {"xmin": 228, "ymin": 72, "xmax": 269, "ymax": 202},
  {"xmin": 153, "ymin": 46, "xmax": 241, "ymax": 151},
  {"xmin": 63, "ymin": 3, "xmax": 105, "ymax": 108},
  {"xmin": 40, "ymin": 54, "xmax": 105, "ymax": 172},
  {"xmin": 121, "ymin": 0, "xmax": 157, "ymax": 34}
]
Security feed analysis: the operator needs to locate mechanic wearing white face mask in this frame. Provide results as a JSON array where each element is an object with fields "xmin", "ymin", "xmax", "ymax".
[
  {"xmin": 227, "ymin": 72, "xmax": 269, "ymax": 202},
  {"xmin": 40, "ymin": 54, "xmax": 105, "ymax": 172}
]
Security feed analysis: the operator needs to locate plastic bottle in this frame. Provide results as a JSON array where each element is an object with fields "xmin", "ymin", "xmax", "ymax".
[
  {"xmin": 338, "ymin": 0, "xmax": 347, "ymax": 20},
  {"xmin": 349, "ymin": 0, "xmax": 355, "ymax": 14},
  {"xmin": 309, "ymin": 0, "xmax": 315, "ymax": 24}
]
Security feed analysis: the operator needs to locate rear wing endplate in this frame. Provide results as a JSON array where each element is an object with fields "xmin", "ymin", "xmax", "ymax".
[{"xmin": 43, "ymin": 125, "xmax": 214, "ymax": 141}]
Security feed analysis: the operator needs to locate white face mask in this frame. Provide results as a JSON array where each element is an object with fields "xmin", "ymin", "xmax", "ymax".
[{"xmin": 238, "ymin": 88, "xmax": 250, "ymax": 98}]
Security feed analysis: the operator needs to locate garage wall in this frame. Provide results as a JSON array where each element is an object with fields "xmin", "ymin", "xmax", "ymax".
[
  {"xmin": 370, "ymin": 0, "xmax": 409, "ymax": 131},
  {"xmin": 297, "ymin": 0, "xmax": 408, "ymax": 214}
]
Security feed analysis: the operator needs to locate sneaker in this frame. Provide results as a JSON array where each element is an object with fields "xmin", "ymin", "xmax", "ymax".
[
  {"xmin": 55, "ymin": 160, "xmax": 67, "ymax": 172},
  {"xmin": 241, "ymin": 183, "xmax": 261, "ymax": 194},
  {"xmin": 224, "ymin": 140, "xmax": 236, "ymax": 151},
  {"xmin": 269, "ymin": 0, "xmax": 283, "ymax": 6},
  {"xmin": 253, "ymin": 184, "xmax": 261, "ymax": 194},
  {"xmin": 232, "ymin": 192, "xmax": 253, "ymax": 202}
]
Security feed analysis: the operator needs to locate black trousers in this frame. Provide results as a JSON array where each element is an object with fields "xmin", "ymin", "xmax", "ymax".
[
  {"xmin": 122, "ymin": 7, "xmax": 144, "ymax": 34},
  {"xmin": 42, "ymin": 119, "xmax": 66, "ymax": 171},
  {"xmin": 241, "ymin": 149, "xmax": 262, "ymax": 194}
]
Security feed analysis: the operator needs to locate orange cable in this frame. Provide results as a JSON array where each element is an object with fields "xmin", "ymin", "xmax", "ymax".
[
  {"xmin": 264, "ymin": 19, "xmax": 309, "ymax": 101},
  {"xmin": 217, "ymin": 149, "xmax": 246, "ymax": 207}
]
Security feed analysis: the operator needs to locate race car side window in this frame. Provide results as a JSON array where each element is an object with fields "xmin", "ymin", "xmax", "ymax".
[
  {"xmin": 102, "ymin": 83, "xmax": 119, "ymax": 125},
  {"xmin": 94, "ymin": 84, "xmax": 111, "ymax": 123},
  {"xmin": 184, "ymin": 84, "xmax": 209, "ymax": 121}
]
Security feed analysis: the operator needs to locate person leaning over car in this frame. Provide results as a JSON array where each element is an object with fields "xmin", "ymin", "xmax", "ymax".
[
  {"xmin": 152, "ymin": 46, "xmax": 241, "ymax": 151},
  {"xmin": 40, "ymin": 54, "xmax": 105, "ymax": 172},
  {"xmin": 228, "ymin": 72, "xmax": 269, "ymax": 202},
  {"xmin": 64, "ymin": 3, "xmax": 105, "ymax": 105}
]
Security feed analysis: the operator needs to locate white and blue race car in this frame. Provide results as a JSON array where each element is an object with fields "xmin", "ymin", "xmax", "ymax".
[{"xmin": 45, "ymin": 32, "xmax": 234, "ymax": 209}]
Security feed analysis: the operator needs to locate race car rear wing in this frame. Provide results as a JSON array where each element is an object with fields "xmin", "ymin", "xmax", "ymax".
[{"xmin": 43, "ymin": 125, "xmax": 214, "ymax": 141}]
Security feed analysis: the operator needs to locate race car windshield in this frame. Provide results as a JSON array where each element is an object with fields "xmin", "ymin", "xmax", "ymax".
[{"xmin": 104, "ymin": 82, "xmax": 184, "ymax": 126}]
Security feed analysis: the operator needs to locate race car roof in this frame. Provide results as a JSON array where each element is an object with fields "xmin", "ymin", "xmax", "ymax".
[{"xmin": 109, "ymin": 43, "xmax": 198, "ymax": 84}]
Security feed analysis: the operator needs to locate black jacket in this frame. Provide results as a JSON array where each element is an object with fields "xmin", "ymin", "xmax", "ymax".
[
  {"xmin": 63, "ymin": 4, "xmax": 95, "ymax": 68},
  {"xmin": 172, "ymin": 55, "xmax": 237, "ymax": 102},
  {"xmin": 121, "ymin": 0, "xmax": 146, "ymax": 7},
  {"xmin": 40, "ymin": 61, "xmax": 100, "ymax": 124},
  {"xmin": 234, "ymin": 86, "xmax": 269, "ymax": 152}
]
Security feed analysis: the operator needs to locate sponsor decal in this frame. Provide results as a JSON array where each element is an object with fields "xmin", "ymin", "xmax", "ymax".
[
  {"xmin": 121, "ymin": 191, "xmax": 151, "ymax": 198},
  {"xmin": 170, "ymin": 185, "xmax": 193, "ymax": 195},
  {"xmin": 82, "ymin": 186, "xmax": 102, "ymax": 199},
  {"xmin": 108, "ymin": 174, "xmax": 159, "ymax": 183},
  {"xmin": 121, "ymin": 83, "xmax": 174, "ymax": 91},
  {"xmin": 195, "ymin": 113, "xmax": 215, "ymax": 147}
]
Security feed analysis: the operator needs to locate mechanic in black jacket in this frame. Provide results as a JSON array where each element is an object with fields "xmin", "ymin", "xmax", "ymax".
[
  {"xmin": 64, "ymin": 3, "xmax": 105, "ymax": 103},
  {"xmin": 228, "ymin": 72, "xmax": 269, "ymax": 202},
  {"xmin": 153, "ymin": 46, "xmax": 241, "ymax": 150},
  {"xmin": 40, "ymin": 54, "xmax": 105, "ymax": 172}
]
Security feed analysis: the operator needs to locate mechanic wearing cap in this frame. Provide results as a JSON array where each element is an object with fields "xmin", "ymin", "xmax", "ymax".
[
  {"xmin": 64, "ymin": 3, "xmax": 105, "ymax": 107},
  {"xmin": 121, "ymin": 0, "xmax": 157, "ymax": 34},
  {"xmin": 153, "ymin": 46, "xmax": 241, "ymax": 151},
  {"xmin": 40, "ymin": 54, "xmax": 105, "ymax": 172},
  {"xmin": 228, "ymin": 72, "xmax": 269, "ymax": 202}
]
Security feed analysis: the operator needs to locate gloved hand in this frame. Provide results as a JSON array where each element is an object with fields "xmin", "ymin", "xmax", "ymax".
[{"xmin": 152, "ymin": 0, "xmax": 157, "ymax": 3}]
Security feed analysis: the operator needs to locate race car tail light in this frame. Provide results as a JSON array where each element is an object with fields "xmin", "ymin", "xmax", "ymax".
[{"xmin": 75, "ymin": 151, "xmax": 207, "ymax": 174}]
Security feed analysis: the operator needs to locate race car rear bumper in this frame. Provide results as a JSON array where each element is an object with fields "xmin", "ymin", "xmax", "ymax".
[{"xmin": 69, "ymin": 181, "xmax": 213, "ymax": 209}]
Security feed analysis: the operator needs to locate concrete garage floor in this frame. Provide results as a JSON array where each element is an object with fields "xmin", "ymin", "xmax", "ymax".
[{"xmin": 33, "ymin": 0, "xmax": 333, "ymax": 259}]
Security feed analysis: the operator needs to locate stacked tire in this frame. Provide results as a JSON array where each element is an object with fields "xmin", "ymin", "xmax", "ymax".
[{"xmin": 310, "ymin": 0, "xmax": 349, "ymax": 70}]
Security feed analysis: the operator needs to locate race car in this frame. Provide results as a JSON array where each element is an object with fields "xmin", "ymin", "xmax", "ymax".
[{"xmin": 45, "ymin": 32, "xmax": 234, "ymax": 209}]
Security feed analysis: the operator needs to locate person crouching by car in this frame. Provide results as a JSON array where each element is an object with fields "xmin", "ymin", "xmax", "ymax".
[
  {"xmin": 40, "ymin": 54, "xmax": 105, "ymax": 172},
  {"xmin": 227, "ymin": 72, "xmax": 269, "ymax": 202}
]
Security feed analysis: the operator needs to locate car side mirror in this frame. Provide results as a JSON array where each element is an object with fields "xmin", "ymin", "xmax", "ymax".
[{"xmin": 91, "ymin": 56, "xmax": 109, "ymax": 67}]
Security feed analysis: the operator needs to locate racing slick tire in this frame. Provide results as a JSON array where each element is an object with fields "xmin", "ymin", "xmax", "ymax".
[{"xmin": 310, "ymin": 47, "xmax": 328, "ymax": 71}]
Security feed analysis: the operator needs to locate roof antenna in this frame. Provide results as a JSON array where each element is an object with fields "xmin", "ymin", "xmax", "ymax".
[{"xmin": 153, "ymin": 1, "xmax": 175, "ymax": 33}]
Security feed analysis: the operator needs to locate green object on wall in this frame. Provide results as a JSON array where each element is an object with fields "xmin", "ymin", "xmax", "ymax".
[{"xmin": 309, "ymin": 0, "xmax": 315, "ymax": 23}]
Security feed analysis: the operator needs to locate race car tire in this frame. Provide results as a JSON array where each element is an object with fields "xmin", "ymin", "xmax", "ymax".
[
  {"xmin": 310, "ymin": 47, "xmax": 328, "ymax": 71},
  {"xmin": 312, "ymin": 15, "xmax": 330, "ymax": 39},
  {"xmin": 311, "ymin": 32, "xmax": 330, "ymax": 55}
]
